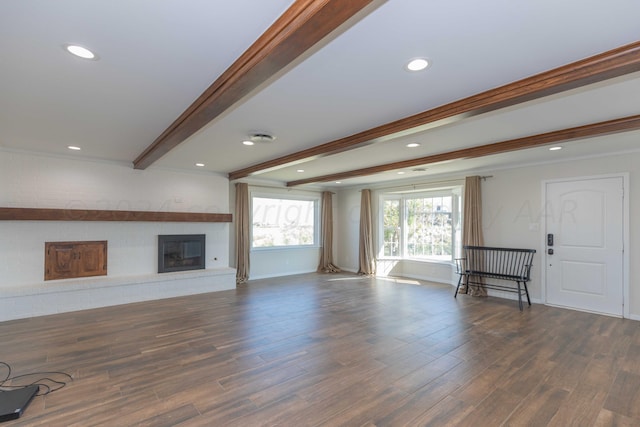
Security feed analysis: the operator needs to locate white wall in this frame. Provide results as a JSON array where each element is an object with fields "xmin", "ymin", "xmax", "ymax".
[
  {"xmin": 1, "ymin": 153, "xmax": 229, "ymax": 214},
  {"xmin": 250, "ymin": 247, "xmax": 321, "ymax": 280},
  {"xmin": 1, "ymin": 221, "xmax": 229, "ymax": 286},
  {"xmin": 0, "ymin": 149, "xmax": 232, "ymax": 290},
  {"xmin": 336, "ymin": 189, "xmax": 363, "ymax": 273},
  {"xmin": 335, "ymin": 150, "xmax": 640, "ymax": 317}
]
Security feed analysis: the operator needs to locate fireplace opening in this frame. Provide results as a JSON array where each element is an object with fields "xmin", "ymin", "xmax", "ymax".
[{"xmin": 158, "ymin": 234, "xmax": 205, "ymax": 273}]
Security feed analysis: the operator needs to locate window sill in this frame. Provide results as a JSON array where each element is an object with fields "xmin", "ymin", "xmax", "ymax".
[
  {"xmin": 251, "ymin": 245, "xmax": 320, "ymax": 253},
  {"xmin": 378, "ymin": 257, "xmax": 453, "ymax": 266}
]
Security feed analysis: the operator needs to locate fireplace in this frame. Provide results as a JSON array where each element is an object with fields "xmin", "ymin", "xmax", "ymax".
[{"xmin": 158, "ymin": 234, "xmax": 205, "ymax": 273}]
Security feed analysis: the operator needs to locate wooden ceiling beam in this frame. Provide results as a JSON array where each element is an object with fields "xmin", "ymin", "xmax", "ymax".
[
  {"xmin": 285, "ymin": 115, "xmax": 640, "ymax": 186},
  {"xmin": 133, "ymin": 0, "xmax": 377, "ymax": 170},
  {"xmin": 229, "ymin": 41, "xmax": 640, "ymax": 180}
]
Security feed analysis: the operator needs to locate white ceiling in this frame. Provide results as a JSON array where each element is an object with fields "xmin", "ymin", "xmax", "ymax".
[{"xmin": 1, "ymin": 0, "xmax": 639, "ymax": 189}]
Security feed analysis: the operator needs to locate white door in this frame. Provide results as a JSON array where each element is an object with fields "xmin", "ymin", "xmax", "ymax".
[{"xmin": 545, "ymin": 177, "xmax": 624, "ymax": 316}]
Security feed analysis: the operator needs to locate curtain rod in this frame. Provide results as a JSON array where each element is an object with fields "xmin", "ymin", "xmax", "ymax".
[{"xmin": 364, "ymin": 178, "xmax": 464, "ymax": 192}]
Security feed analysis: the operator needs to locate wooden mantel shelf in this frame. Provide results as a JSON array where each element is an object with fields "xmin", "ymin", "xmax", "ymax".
[{"xmin": 0, "ymin": 207, "xmax": 232, "ymax": 223}]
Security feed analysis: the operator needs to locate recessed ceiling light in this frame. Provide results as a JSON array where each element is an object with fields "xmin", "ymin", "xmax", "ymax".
[
  {"xmin": 67, "ymin": 145, "xmax": 81, "ymax": 151},
  {"xmin": 549, "ymin": 146, "xmax": 563, "ymax": 151},
  {"xmin": 195, "ymin": 163, "xmax": 205, "ymax": 167},
  {"xmin": 406, "ymin": 58, "xmax": 429, "ymax": 72},
  {"xmin": 297, "ymin": 169, "xmax": 304, "ymax": 173},
  {"xmin": 242, "ymin": 140, "xmax": 255, "ymax": 146},
  {"xmin": 397, "ymin": 171, "xmax": 406, "ymax": 175},
  {"xmin": 406, "ymin": 143, "xmax": 420, "ymax": 148},
  {"xmin": 335, "ymin": 181, "xmax": 341, "ymax": 184},
  {"xmin": 64, "ymin": 44, "xmax": 98, "ymax": 60}
]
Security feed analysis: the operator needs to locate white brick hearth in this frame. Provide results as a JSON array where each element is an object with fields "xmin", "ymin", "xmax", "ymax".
[{"xmin": 0, "ymin": 268, "xmax": 235, "ymax": 321}]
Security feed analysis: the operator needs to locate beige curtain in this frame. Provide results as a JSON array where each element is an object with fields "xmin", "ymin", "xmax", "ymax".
[
  {"xmin": 461, "ymin": 176, "xmax": 487, "ymax": 296},
  {"xmin": 318, "ymin": 192, "xmax": 341, "ymax": 273},
  {"xmin": 357, "ymin": 189, "xmax": 376, "ymax": 275},
  {"xmin": 235, "ymin": 182, "xmax": 250, "ymax": 284}
]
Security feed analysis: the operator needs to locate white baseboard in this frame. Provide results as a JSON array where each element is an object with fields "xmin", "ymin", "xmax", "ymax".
[
  {"xmin": 386, "ymin": 272, "xmax": 453, "ymax": 286},
  {"xmin": 483, "ymin": 289, "xmax": 542, "ymax": 305},
  {"xmin": 249, "ymin": 268, "xmax": 317, "ymax": 281}
]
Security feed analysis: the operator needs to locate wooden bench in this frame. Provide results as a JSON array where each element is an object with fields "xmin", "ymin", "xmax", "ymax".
[{"xmin": 455, "ymin": 245, "xmax": 536, "ymax": 310}]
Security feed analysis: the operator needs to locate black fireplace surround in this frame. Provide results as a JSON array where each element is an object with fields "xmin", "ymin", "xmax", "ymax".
[{"xmin": 158, "ymin": 234, "xmax": 205, "ymax": 273}]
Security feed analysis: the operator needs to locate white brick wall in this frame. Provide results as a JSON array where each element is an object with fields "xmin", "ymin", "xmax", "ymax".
[{"xmin": 0, "ymin": 150, "xmax": 235, "ymax": 319}]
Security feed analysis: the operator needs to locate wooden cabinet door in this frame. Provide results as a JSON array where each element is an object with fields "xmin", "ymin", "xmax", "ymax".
[
  {"xmin": 74, "ymin": 242, "xmax": 107, "ymax": 278},
  {"xmin": 45, "ymin": 241, "xmax": 107, "ymax": 280},
  {"xmin": 46, "ymin": 243, "xmax": 75, "ymax": 279}
]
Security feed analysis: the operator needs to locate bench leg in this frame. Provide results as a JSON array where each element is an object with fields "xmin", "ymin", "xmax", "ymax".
[
  {"xmin": 454, "ymin": 275, "xmax": 463, "ymax": 298},
  {"xmin": 517, "ymin": 281, "xmax": 523, "ymax": 311},
  {"xmin": 523, "ymin": 281, "xmax": 531, "ymax": 306}
]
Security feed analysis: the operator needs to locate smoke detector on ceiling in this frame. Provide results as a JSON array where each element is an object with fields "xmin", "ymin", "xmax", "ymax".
[{"xmin": 250, "ymin": 133, "xmax": 276, "ymax": 143}]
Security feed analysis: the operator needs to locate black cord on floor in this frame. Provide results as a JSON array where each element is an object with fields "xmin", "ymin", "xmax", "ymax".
[{"xmin": 0, "ymin": 361, "xmax": 73, "ymax": 396}]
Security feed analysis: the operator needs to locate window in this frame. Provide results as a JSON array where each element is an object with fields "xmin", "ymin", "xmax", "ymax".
[
  {"xmin": 382, "ymin": 199, "xmax": 400, "ymax": 257},
  {"xmin": 251, "ymin": 195, "xmax": 319, "ymax": 248},
  {"xmin": 381, "ymin": 188, "xmax": 461, "ymax": 262}
]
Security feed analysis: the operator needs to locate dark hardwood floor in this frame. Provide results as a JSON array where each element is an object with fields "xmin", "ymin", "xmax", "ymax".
[{"xmin": 1, "ymin": 273, "xmax": 638, "ymax": 426}]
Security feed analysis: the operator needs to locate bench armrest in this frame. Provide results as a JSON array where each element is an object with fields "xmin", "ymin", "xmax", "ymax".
[{"xmin": 520, "ymin": 263, "xmax": 534, "ymax": 280}]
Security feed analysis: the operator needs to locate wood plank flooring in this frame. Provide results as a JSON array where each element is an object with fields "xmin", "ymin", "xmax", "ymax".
[{"xmin": 1, "ymin": 273, "xmax": 639, "ymax": 426}]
